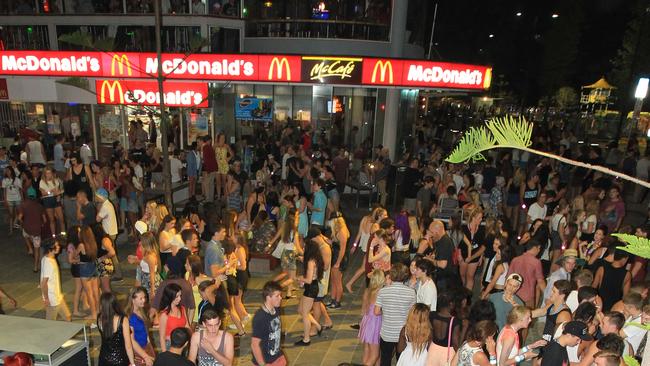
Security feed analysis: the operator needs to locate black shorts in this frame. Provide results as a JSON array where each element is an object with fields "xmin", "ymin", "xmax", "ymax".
[
  {"xmin": 303, "ymin": 282, "xmax": 318, "ymax": 298},
  {"xmin": 42, "ymin": 196, "xmax": 61, "ymax": 209},
  {"xmin": 331, "ymin": 243, "xmax": 349, "ymax": 272},
  {"xmin": 236, "ymin": 269, "xmax": 249, "ymax": 291},
  {"xmin": 70, "ymin": 263, "xmax": 81, "ymax": 278},
  {"xmin": 226, "ymin": 275, "xmax": 239, "ymax": 296}
]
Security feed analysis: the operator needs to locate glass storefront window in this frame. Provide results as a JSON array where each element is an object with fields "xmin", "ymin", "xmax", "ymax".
[
  {"xmin": 293, "ymin": 86, "xmax": 312, "ymax": 128},
  {"xmin": 0, "ymin": 25, "xmax": 49, "ymax": 50},
  {"xmin": 210, "ymin": 27, "xmax": 240, "ymax": 53},
  {"xmin": 114, "ymin": 26, "xmax": 202, "ymax": 52},
  {"xmin": 57, "ymin": 25, "xmax": 108, "ymax": 51}
]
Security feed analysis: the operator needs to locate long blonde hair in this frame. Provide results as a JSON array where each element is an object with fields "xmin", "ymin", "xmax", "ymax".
[
  {"xmin": 331, "ymin": 215, "xmax": 349, "ymax": 240},
  {"xmin": 513, "ymin": 168, "xmax": 525, "ymax": 186},
  {"xmin": 408, "ymin": 216, "xmax": 422, "ymax": 244},
  {"xmin": 404, "ymin": 303, "xmax": 433, "ymax": 357},
  {"xmin": 126, "ymin": 286, "xmax": 151, "ymax": 326},
  {"xmin": 362, "ymin": 269, "xmax": 385, "ymax": 313}
]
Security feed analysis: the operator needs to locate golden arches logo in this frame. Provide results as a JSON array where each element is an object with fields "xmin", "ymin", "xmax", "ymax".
[
  {"xmin": 483, "ymin": 68, "xmax": 492, "ymax": 89},
  {"xmin": 111, "ymin": 54, "xmax": 133, "ymax": 76},
  {"xmin": 99, "ymin": 80, "xmax": 124, "ymax": 104},
  {"xmin": 268, "ymin": 57, "xmax": 291, "ymax": 81},
  {"xmin": 371, "ymin": 60, "xmax": 393, "ymax": 83}
]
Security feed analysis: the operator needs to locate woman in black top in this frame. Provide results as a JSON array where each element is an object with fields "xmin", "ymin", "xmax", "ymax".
[
  {"xmin": 460, "ymin": 209, "xmax": 485, "ymax": 291},
  {"xmin": 98, "ymin": 292, "xmax": 135, "ymax": 366},
  {"xmin": 429, "ymin": 292, "xmax": 461, "ymax": 350},
  {"xmin": 593, "ymin": 248, "xmax": 631, "ymax": 311},
  {"xmin": 66, "ymin": 153, "xmax": 93, "ymax": 198}
]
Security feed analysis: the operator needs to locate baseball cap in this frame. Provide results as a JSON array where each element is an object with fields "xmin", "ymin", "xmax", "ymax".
[
  {"xmin": 563, "ymin": 321, "xmax": 593, "ymax": 341},
  {"xmin": 506, "ymin": 273, "xmax": 523, "ymax": 284},
  {"xmin": 95, "ymin": 188, "xmax": 109, "ymax": 200},
  {"xmin": 134, "ymin": 221, "xmax": 148, "ymax": 235}
]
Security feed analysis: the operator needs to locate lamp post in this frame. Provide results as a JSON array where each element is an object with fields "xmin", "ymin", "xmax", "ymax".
[{"xmin": 631, "ymin": 77, "xmax": 649, "ymax": 136}]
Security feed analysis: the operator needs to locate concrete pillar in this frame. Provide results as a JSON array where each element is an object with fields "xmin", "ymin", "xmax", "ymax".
[
  {"xmin": 381, "ymin": 0, "xmax": 408, "ymax": 160},
  {"xmin": 382, "ymin": 89, "xmax": 399, "ymax": 160}
]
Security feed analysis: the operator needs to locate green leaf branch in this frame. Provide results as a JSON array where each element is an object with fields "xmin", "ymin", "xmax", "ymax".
[
  {"xmin": 445, "ymin": 115, "xmax": 650, "ymax": 189},
  {"xmin": 613, "ymin": 233, "xmax": 650, "ymax": 259}
]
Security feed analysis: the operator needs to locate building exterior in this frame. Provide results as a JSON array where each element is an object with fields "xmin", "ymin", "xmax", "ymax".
[{"xmin": 0, "ymin": 0, "xmax": 490, "ymax": 160}]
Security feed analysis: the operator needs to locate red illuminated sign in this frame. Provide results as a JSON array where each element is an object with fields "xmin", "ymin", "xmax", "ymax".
[
  {"xmin": 361, "ymin": 58, "xmax": 491, "ymax": 90},
  {"xmin": 259, "ymin": 55, "xmax": 301, "ymax": 82},
  {"xmin": 95, "ymin": 80, "xmax": 208, "ymax": 107},
  {"xmin": 0, "ymin": 51, "xmax": 491, "ymax": 91}
]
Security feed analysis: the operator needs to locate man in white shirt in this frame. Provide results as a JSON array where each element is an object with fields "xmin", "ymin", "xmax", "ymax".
[
  {"xmin": 622, "ymin": 293, "xmax": 645, "ymax": 354},
  {"xmin": 95, "ymin": 188, "xmax": 122, "ymax": 281},
  {"xmin": 281, "ymin": 145, "xmax": 294, "ymax": 181},
  {"xmin": 40, "ymin": 239, "xmax": 71, "ymax": 321},
  {"xmin": 527, "ymin": 192, "xmax": 549, "ymax": 228},
  {"xmin": 543, "ymin": 249, "xmax": 577, "ymax": 303},
  {"xmin": 414, "ymin": 258, "xmax": 437, "ymax": 311}
]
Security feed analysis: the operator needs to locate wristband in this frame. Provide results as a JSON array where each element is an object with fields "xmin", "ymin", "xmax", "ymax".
[
  {"xmin": 514, "ymin": 354, "xmax": 524, "ymax": 363},
  {"xmin": 489, "ymin": 356, "xmax": 497, "ymax": 365},
  {"xmin": 520, "ymin": 346, "xmax": 529, "ymax": 354}
]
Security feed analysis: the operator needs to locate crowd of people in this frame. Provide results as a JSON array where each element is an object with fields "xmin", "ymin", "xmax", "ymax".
[{"xmin": 1, "ymin": 119, "xmax": 650, "ymax": 366}]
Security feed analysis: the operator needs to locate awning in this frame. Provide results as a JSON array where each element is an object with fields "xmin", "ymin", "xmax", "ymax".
[{"xmin": 583, "ymin": 77, "xmax": 615, "ymax": 89}]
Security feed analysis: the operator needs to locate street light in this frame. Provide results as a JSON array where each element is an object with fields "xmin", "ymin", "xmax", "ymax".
[
  {"xmin": 631, "ymin": 77, "xmax": 649, "ymax": 137},
  {"xmin": 488, "ymin": 34, "xmax": 494, "ymax": 38},
  {"xmin": 516, "ymin": 12, "xmax": 522, "ymax": 16},
  {"xmin": 551, "ymin": 13, "xmax": 559, "ymax": 18}
]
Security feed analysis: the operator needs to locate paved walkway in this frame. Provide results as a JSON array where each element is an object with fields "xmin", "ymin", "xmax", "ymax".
[
  {"xmin": 0, "ymin": 190, "xmax": 647, "ymax": 365},
  {"xmin": 0, "ymin": 202, "xmax": 371, "ymax": 366}
]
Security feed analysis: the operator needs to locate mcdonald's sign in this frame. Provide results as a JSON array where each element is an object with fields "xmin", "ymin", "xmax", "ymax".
[
  {"xmin": 269, "ymin": 57, "xmax": 291, "ymax": 80},
  {"xmin": 361, "ymin": 58, "xmax": 403, "ymax": 86},
  {"xmin": 372, "ymin": 60, "xmax": 393, "ymax": 83},
  {"xmin": 111, "ymin": 54, "xmax": 133, "ymax": 76},
  {"xmin": 259, "ymin": 55, "xmax": 300, "ymax": 82},
  {"xmin": 98, "ymin": 80, "xmax": 125, "ymax": 104},
  {"xmin": 483, "ymin": 68, "xmax": 492, "ymax": 89}
]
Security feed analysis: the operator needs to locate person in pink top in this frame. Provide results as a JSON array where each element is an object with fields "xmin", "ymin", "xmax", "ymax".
[{"xmin": 508, "ymin": 240, "xmax": 546, "ymax": 308}]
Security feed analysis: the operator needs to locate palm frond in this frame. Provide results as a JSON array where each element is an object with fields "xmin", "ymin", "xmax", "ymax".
[
  {"xmin": 624, "ymin": 321, "xmax": 650, "ymax": 331},
  {"xmin": 446, "ymin": 126, "xmax": 496, "ymax": 163},
  {"xmin": 612, "ymin": 233, "xmax": 650, "ymax": 259},
  {"xmin": 93, "ymin": 37, "xmax": 116, "ymax": 52},
  {"xmin": 486, "ymin": 116, "xmax": 533, "ymax": 148},
  {"xmin": 624, "ymin": 355, "xmax": 640, "ymax": 366}
]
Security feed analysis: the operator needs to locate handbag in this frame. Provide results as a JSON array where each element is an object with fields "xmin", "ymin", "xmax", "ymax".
[
  {"xmin": 426, "ymin": 316, "xmax": 456, "ymax": 366},
  {"xmin": 446, "ymin": 316, "xmax": 455, "ymax": 365}
]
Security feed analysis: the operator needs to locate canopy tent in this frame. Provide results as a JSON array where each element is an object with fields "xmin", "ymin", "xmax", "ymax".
[{"xmin": 582, "ymin": 77, "xmax": 616, "ymax": 89}]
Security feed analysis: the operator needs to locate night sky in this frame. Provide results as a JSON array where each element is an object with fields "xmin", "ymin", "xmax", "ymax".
[{"xmin": 409, "ymin": 0, "xmax": 642, "ymax": 103}]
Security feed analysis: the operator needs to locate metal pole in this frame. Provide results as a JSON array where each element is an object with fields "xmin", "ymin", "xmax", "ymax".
[
  {"xmin": 628, "ymin": 97, "xmax": 644, "ymax": 140},
  {"xmin": 155, "ymin": 0, "xmax": 172, "ymax": 208},
  {"xmin": 427, "ymin": 3, "xmax": 438, "ymax": 60}
]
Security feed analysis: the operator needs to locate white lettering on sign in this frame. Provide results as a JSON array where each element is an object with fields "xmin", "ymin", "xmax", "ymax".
[
  {"xmin": 145, "ymin": 57, "xmax": 254, "ymax": 77},
  {"xmin": 406, "ymin": 65, "xmax": 483, "ymax": 86},
  {"xmin": 1, "ymin": 55, "xmax": 101, "ymax": 73},
  {"xmin": 124, "ymin": 89, "xmax": 204, "ymax": 107}
]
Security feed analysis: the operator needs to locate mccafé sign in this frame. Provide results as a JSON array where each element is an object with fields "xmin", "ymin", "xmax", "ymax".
[
  {"xmin": 301, "ymin": 56, "xmax": 362, "ymax": 85},
  {"xmin": 95, "ymin": 80, "xmax": 208, "ymax": 107},
  {"xmin": 0, "ymin": 50, "xmax": 491, "ymax": 91}
]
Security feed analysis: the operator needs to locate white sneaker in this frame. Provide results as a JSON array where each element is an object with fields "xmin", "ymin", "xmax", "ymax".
[{"xmin": 89, "ymin": 323, "xmax": 98, "ymax": 329}]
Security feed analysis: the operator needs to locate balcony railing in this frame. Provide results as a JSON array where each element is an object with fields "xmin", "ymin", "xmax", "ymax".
[{"xmin": 245, "ymin": 19, "xmax": 389, "ymax": 41}]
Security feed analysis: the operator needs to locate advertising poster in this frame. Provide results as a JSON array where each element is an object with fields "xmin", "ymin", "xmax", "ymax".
[
  {"xmin": 99, "ymin": 114, "xmax": 122, "ymax": 143},
  {"xmin": 235, "ymin": 97, "xmax": 273, "ymax": 121},
  {"xmin": 187, "ymin": 112, "xmax": 209, "ymax": 144},
  {"xmin": 47, "ymin": 114, "xmax": 61, "ymax": 134}
]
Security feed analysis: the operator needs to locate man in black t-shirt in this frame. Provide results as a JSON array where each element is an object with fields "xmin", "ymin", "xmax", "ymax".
[
  {"xmin": 252, "ymin": 281, "xmax": 285, "ymax": 365},
  {"xmin": 541, "ymin": 321, "xmax": 592, "ymax": 366},
  {"xmin": 426, "ymin": 220, "xmax": 459, "ymax": 291},
  {"xmin": 153, "ymin": 328, "xmax": 193, "ymax": 366},
  {"xmin": 402, "ymin": 158, "xmax": 422, "ymax": 213}
]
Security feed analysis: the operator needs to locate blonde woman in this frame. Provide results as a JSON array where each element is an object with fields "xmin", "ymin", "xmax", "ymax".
[
  {"xmin": 214, "ymin": 133, "xmax": 234, "ymax": 200},
  {"xmin": 142, "ymin": 201, "xmax": 162, "ymax": 234},
  {"xmin": 358, "ymin": 269, "xmax": 385, "ymax": 366},
  {"xmin": 157, "ymin": 215, "xmax": 176, "ymax": 267},
  {"xmin": 408, "ymin": 215, "xmax": 422, "ymax": 250},
  {"xmin": 139, "ymin": 232, "xmax": 161, "ymax": 300},
  {"xmin": 496, "ymin": 306, "xmax": 545, "ymax": 365},
  {"xmin": 39, "ymin": 167, "xmax": 65, "ymax": 236},
  {"xmin": 397, "ymin": 303, "xmax": 433, "ymax": 366},
  {"xmin": 346, "ymin": 207, "xmax": 386, "ymax": 293},
  {"xmin": 76, "ymin": 226, "xmax": 99, "ymax": 321},
  {"xmin": 328, "ymin": 212, "xmax": 350, "ymax": 309},
  {"xmin": 581, "ymin": 200, "xmax": 599, "ymax": 242},
  {"xmin": 460, "ymin": 209, "xmax": 485, "ymax": 291}
]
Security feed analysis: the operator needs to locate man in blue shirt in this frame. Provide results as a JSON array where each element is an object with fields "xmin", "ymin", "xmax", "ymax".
[
  {"xmin": 204, "ymin": 224, "xmax": 227, "ymax": 278},
  {"xmin": 310, "ymin": 178, "xmax": 327, "ymax": 227}
]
